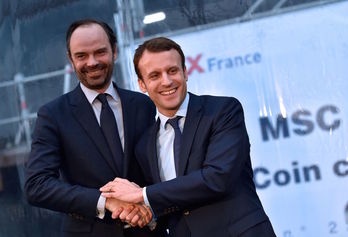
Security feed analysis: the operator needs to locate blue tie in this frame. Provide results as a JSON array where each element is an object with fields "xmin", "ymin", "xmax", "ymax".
[
  {"xmin": 166, "ymin": 116, "xmax": 182, "ymax": 176},
  {"xmin": 97, "ymin": 93, "xmax": 124, "ymax": 174}
]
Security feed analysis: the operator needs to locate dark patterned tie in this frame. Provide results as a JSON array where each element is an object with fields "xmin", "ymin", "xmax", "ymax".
[
  {"xmin": 166, "ymin": 116, "xmax": 182, "ymax": 176},
  {"xmin": 97, "ymin": 93, "xmax": 124, "ymax": 174}
]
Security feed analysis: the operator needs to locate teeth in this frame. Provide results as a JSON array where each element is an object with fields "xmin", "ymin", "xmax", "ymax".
[
  {"xmin": 88, "ymin": 70, "xmax": 102, "ymax": 73},
  {"xmin": 87, "ymin": 70, "xmax": 102, "ymax": 76},
  {"xmin": 161, "ymin": 88, "xmax": 176, "ymax": 95}
]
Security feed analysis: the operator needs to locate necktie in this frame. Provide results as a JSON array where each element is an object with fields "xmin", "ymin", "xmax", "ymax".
[
  {"xmin": 166, "ymin": 116, "xmax": 182, "ymax": 176},
  {"xmin": 97, "ymin": 93, "xmax": 124, "ymax": 174}
]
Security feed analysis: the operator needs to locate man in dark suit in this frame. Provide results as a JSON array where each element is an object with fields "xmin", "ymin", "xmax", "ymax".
[
  {"xmin": 24, "ymin": 19, "xmax": 161, "ymax": 237},
  {"xmin": 101, "ymin": 37, "xmax": 277, "ymax": 237}
]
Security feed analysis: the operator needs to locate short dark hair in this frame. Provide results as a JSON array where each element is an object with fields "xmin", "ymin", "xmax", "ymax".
[
  {"xmin": 66, "ymin": 19, "xmax": 117, "ymax": 58},
  {"xmin": 133, "ymin": 37, "xmax": 186, "ymax": 80}
]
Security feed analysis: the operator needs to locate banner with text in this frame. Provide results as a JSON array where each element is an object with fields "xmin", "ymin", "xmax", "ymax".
[{"xmin": 166, "ymin": 2, "xmax": 348, "ymax": 237}]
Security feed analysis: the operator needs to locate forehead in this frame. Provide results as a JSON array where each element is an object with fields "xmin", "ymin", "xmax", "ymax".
[
  {"xmin": 138, "ymin": 49, "xmax": 181, "ymax": 72},
  {"xmin": 69, "ymin": 24, "xmax": 110, "ymax": 51}
]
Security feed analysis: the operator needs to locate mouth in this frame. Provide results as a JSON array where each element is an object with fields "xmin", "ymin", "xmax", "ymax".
[
  {"xmin": 82, "ymin": 64, "xmax": 106, "ymax": 77},
  {"xmin": 160, "ymin": 88, "xmax": 177, "ymax": 96},
  {"xmin": 87, "ymin": 69, "xmax": 103, "ymax": 76}
]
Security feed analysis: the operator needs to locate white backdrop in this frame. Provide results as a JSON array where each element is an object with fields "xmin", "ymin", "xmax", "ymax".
[{"xmin": 157, "ymin": 1, "xmax": 348, "ymax": 236}]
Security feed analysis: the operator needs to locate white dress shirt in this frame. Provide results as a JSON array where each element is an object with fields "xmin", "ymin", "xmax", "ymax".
[
  {"xmin": 80, "ymin": 82, "xmax": 124, "ymax": 219},
  {"xmin": 143, "ymin": 93, "xmax": 190, "ymax": 207}
]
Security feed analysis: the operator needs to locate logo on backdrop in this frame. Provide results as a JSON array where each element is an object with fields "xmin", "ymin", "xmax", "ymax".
[{"xmin": 186, "ymin": 52, "xmax": 262, "ymax": 76}]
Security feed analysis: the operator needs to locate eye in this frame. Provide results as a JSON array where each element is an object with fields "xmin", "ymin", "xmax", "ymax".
[
  {"xmin": 96, "ymin": 50, "xmax": 107, "ymax": 56},
  {"xmin": 75, "ymin": 54, "xmax": 86, "ymax": 60},
  {"xmin": 149, "ymin": 73, "xmax": 159, "ymax": 80},
  {"xmin": 168, "ymin": 67, "xmax": 178, "ymax": 74}
]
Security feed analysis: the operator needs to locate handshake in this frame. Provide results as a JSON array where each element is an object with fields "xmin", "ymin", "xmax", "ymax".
[{"xmin": 100, "ymin": 178, "xmax": 150, "ymax": 228}]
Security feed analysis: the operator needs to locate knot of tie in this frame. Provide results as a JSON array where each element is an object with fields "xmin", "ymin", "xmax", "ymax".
[
  {"xmin": 166, "ymin": 116, "xmax": 182, "ymax": 132},
  {"xmin": 97, "ymin": 93, "xmax": 108, "ymax": 106}
]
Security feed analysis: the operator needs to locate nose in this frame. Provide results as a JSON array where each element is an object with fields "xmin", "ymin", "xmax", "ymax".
[
  {"xmin": 86, "ymin": 55, "xmax": 98, "ymax": 67},
  {"xmin": 161, "ymin": 73, "xmax": 173, "ymax": 86}
]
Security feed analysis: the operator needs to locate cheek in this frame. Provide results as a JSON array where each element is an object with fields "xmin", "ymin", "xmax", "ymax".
[
  {"xmin": 73, "ymin": 62, "xmax": 83, "ymax": 71},
  {"xmin": 147, "ymin": 82, "xmax": 159, "ymax": 94},
  {"xmin": 103, "ymin": 55, "xmax": 114, "ymax": 64}
]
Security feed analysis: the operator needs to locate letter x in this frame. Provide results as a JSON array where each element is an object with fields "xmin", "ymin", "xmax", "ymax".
[{"xmin": 187, "ymin": 54, "xmax": 204, "ymax": 75}]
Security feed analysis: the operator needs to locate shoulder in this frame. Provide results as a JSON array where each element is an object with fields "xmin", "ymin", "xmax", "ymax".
[
  {"xmin": 190, "ymin": 93, "xmax": 243, "ymax": 112},
  {"xmin": 190, "ymin": 94, "xmax": 247, "ymax": 135},
  {"xmin": 38, "ymin": 93, "xmax": 70, "ymax": 114},
  {"xmin": 189, "ymin": 93, "xmax": 245, "ymax": 128},
  {"xmin": 118, "ymin": 88, "xmax": 155, "ymax": 117},
  {"xmin": 118, "ymin": 88, "xmax": 153, "ymax": 105}
]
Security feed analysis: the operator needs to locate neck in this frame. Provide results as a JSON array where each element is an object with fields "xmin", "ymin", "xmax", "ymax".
[
  {"xmin": 158, "ymin": 109, "xmax": 178, "ymax": 118},
  {"xmin": 95, "ymin": 81, "xmax": 113, "ymax": 94}
]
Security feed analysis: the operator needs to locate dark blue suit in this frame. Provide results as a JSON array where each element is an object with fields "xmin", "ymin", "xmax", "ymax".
[
  {"xmin": 136, "ymin": 93, "xmax": 276, "ymax": 237},
  {"xmin": 24, "ymin": 83, "xmax": 161, "ymax": 237}
]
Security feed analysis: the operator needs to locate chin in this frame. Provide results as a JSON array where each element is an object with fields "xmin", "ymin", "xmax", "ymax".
[{"xmin": 88, "ymin": 78, "xmax": 110, "ymax": 88}]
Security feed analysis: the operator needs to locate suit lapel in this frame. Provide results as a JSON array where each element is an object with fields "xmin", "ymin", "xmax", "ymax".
[
  {"xmin": 148, "ymin": 119, "xmax": 162, "ymax": 183},
  {"xmin": 68, "ymin": 85, "xmax": 119, "ymax": 175},
  {"xmin": 117, "ymin": 86, "xmax": 134, "ymax": 178},
  {"xmin": 178, "ymin": 93, "xmax": 203, "ymax": 176}
]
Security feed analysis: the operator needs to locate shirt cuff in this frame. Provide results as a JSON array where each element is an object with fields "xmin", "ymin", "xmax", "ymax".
[
  {"xmin": 143, "ymin": 187, "xmax": 157, "ymax": 230},
  {"xmin": 96, "ymin": 194, "xmax": 106, "ymax": 219},
  {"xmin": 143, "ymin": 187, "xmax": 151, "ymax": 207},
  {"xmin": 144, "ymin": 187, "xmax": 157, "ymax": 217}
]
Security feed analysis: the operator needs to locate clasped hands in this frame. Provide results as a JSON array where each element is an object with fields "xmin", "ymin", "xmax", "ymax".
[{"xmin": 100, "ymin": 178, "xmax": 148, "ymax": 228}]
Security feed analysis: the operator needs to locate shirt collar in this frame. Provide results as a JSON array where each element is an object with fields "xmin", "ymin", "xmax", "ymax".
[
  {"xmin": 157, "ymin": 93, "xmax": 190, "ymax": 130},
  {"xmin": 80, "ymin": 81, "xmax": 120, "ymax": 104}
]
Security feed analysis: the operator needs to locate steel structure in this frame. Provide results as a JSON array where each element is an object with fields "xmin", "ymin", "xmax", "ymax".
[{"xmin": 0, "ymin": 65, "xmax": 72, "ymax": 165}]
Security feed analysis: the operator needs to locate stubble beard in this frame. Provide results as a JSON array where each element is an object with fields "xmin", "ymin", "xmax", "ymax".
[{"xmin": 76, "ymin": 62, "xmax": 114, "ymax": 90}]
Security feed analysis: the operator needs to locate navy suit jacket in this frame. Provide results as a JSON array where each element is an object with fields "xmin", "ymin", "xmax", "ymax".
[
  {"xmin": 135, "ymin": 93, "xmax": 274, "ymax": 237},
  {"xmin": 24, "ymin": 83, "xmax": 159, "ymax": 236}
]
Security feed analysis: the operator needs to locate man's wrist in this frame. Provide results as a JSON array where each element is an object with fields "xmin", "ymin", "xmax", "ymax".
[
  {"xmin": 142, "ymin": 187, "xmax": 150, "ymax": 207},
  {"xmin": 143, "ymin": 187, "xmax": 156, "ymax": 218},
  {"xmin": 96, "ymin": 194, "xmax": 106, "ymax": 219}
]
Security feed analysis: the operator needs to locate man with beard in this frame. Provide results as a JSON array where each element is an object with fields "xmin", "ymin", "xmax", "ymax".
[{"xmin": 24, "ymin": 19, "xmax": 163, "ymax": 237}]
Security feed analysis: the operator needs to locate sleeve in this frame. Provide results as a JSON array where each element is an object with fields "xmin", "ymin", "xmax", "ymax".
[{"xmin": 24, "ymin": 105, "xmax": 100, "ymax": 219}]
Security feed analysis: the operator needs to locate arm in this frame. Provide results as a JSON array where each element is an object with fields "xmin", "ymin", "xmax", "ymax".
[{"xmin": 24, "ymin": 105, "xmax": 102, "ymax": 218}]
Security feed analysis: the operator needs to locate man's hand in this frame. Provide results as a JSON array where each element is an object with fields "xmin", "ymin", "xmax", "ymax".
[
  {"xmin": 105, "ymin": 198, "xmax": 152, "ymax": 228},
  {"xmin": 105, "ymin": 197, "xmax": 133, "ymax": 220},
  {"xmin": 100, "ymin": 178, "xmax": 144, "ymax": 203},
  {"xmin": 123, "ymin": 203, "xmax": 152, "ymax": 228}
]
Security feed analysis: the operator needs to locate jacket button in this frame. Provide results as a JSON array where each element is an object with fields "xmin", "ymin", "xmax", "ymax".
[{"xmin": 184, "ymin": 211, "xmax": 190, "ymax": 216}]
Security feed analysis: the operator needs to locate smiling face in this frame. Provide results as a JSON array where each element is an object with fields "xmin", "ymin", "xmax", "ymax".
[
  {"xmin": 138, "ymin": 49, "xmax": 188, "ymax": 117},
  {"xmin": 68, "ymin": 23, "xmax": 116, "ymax": 93}
]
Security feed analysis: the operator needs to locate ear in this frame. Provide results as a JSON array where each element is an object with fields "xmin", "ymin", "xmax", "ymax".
[
  {"xmin": 184, "ymin": 66, "xmax": 188, "ymax": 81},
  {"xmin": 113, "ymin": 44, "xmax": 117, "ymax": 62},
  {"xmin": 67, "ymin": 52, "xmax": 75, "ymax": 71},
  {"xmin": 138, "ymin": 79, "xmax": 147, "ymax": 93}
]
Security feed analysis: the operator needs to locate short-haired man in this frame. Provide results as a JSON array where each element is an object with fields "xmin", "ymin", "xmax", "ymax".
[
  {"xmin": 24, "ymin": 19, "xmax": 163, "ymax": 237},
  {"xmin": 102, "ymin": 37, "xmax": 277, "ymax": 237}
]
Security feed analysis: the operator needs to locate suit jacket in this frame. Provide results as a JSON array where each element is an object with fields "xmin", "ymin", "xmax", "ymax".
[
  {"xmin": 135, "ymin": 93, "xmax": 275, "ymax": 237},
  {"xmin": 24, "ymin": 83, "xmax": 160, "ymax": 237}
]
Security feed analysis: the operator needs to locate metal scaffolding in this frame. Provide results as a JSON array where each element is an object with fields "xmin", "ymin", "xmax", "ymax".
[{"xmin": 0, "ymin": 65, "xmax": 73, "ymax": 164}]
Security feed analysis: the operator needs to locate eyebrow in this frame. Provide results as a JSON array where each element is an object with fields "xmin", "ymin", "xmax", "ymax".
[
  {"xmin": 73, "ymin": 47, "xmax": 109, "ymax": 56},
  {"xmin": 95, "ymin": 47, "xmax": 108, "ymax": 53}
]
